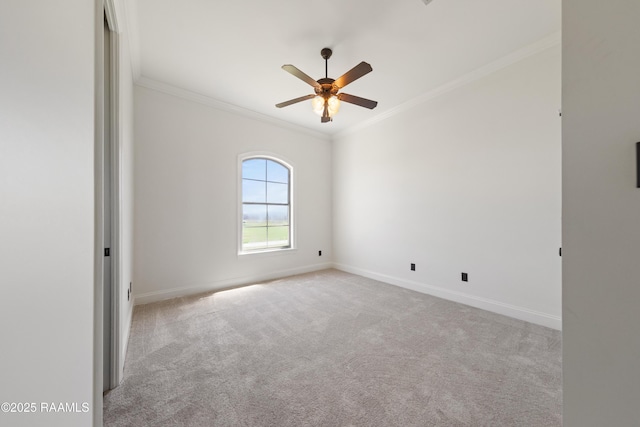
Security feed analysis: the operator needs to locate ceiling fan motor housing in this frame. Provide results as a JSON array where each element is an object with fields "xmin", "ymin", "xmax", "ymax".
[{"xmin": 315, "ymin": 78, "xmax": 338, "ymax": 99}]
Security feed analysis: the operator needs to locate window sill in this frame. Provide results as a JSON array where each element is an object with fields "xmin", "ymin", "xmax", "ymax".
[{"xmin": 238, "ymin": 247, "xmax": 297, "ymax": 258}]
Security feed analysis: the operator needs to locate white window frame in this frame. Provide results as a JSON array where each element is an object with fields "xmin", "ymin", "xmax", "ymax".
[{"xmin": 238, "ymin": 152, "xmax": 296, "ymax": 256}]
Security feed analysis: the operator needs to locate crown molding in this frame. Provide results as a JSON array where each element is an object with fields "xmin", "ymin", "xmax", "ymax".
[
  {"xmin": 334, "ymin": 31, "xmax": 561, "ymax": 140},
  {"xmin": 135, "ymin": 76, "xmax": 332, "ymax": 141}
]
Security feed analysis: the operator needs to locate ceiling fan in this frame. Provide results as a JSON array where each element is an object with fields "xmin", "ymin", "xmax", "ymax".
[{"xmin": 276, "ymin": 48, "xmax": 378, "ymax": 123}]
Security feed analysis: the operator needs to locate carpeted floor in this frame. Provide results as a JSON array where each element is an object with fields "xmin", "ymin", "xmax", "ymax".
[{"xmin": 104, "ymin": 269, "xmax": 562, "ymax": 426}]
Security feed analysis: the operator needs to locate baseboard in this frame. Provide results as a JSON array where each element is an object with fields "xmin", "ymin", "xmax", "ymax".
[
  {"xmin": 332, "ymin": 263, "xmax": 562, "ymax": 330},
  {"xmin": 134, "ymin": 262, "xmax": 333, "ymax": 305}
]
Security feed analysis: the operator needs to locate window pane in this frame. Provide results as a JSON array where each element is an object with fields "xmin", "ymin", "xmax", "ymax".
[
  {"xmin": 267, "ymin": 226, "xmax": 289, "ymax": 247},
  {"xmin": 268, "ymin": 205, "xmax": 289, "ymax": 226},
  {"xmin": 267, "ymin": 182, "xmax": 288, "ymax": 204},
  {"xmin": 243, "ymin": 204, "xmax": 267, "ymax": 226},
  {"xmin": 240, "ymin": 157, "xmax": 292, "ymax": 253},
  {"xmin": 243, "ymin": 226, "xmax": 268, "ymax": 250},
  {"xmin": 267, "ymin": 160, "xmax": 289, "ymax": 184},
  {"xmin": 243, "ymin": 159, "xmax": 266, "ymax": 181},
  {"xmin": 243, "ymin": 179, "xmax": 266, "ymax": 203}
]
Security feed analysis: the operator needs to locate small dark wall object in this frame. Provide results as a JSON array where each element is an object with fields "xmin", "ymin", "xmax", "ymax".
[
  {"xmin": 637, "ymin": 142, "xmax": 640, "ymax": 188},
  {"xmin": 461, "ymin": 272, "xmax": 468, "ymax": 282},
  {"xmin": 410, "ymin": 263, "xmax": 415, "ymax": 271}
]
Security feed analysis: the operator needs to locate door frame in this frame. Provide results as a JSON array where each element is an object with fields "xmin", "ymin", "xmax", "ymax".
[
  {"xmin": 104, "ymin": 3, "xmax": 122, "ymax": 391},
  {"xmin": 94, "ymin": 0, "xmax": 123, "ymax": 424}
]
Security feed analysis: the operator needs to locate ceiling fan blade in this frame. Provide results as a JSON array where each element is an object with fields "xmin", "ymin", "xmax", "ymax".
[
  {"xmin": 337, "ymin": 93, "xmax": 378, "ymax": 109},
  {"xmin": 275, "ymin": 94, "xmax": 315, "ymax": 108},
  {"xmin": 333, "ymin": 62, "xmax": 373, "ymax": 89},
  {"xmin": 282, "ymin": 65, "xmax": 321, "ymax": 89}
]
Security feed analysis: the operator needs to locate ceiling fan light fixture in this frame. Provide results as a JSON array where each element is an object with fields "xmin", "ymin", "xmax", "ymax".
[
  {"xmin": 311, "ymin": 95, "xmax": 325, "ymax": 116},
  {"xmin": 312, "ymin": 95, "xmax": 340, "ymax": 118},
  {"xmin": 327, "ymin": 95, "xmax": 340, "ymax": 116}
]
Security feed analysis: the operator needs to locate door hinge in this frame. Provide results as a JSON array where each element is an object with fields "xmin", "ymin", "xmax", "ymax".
[{"xmin": 104, "ymin": 248, "xmax": 110, "ymax": 257}]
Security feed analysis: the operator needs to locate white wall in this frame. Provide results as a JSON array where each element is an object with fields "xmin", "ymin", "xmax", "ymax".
[
  {"xmin": 0, "ymin": 2, "xmax": 95, "ymax": 427},
  {"xmin": 133, "ymin": 85, "xmax": 332, "ymax": 303},
  {"xmin": 563, "ymin": 1, "xmax": 640, "ymax": 425},
  {"xmin": 333, "ymin": 46, "xmax": 562, "ymax": 329}
]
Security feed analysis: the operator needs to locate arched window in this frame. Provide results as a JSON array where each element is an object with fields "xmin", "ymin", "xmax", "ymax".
[{"xmin": 240, "ymin": 156, "xmax": 292, "ymax": 252}]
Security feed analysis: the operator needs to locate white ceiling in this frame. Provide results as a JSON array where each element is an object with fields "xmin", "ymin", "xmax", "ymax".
[{"xmin": 128, "ymin": 0, "xmax": 560, "ymax": 136}]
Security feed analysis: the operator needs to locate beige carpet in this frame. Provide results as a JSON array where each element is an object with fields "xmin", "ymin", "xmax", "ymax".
[{"xmin": 104, "ymin": 269, "xmax": 562, "ymax": 426}]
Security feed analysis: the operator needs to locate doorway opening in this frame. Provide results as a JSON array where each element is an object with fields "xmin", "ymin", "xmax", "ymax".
[{"xmin": 101, "ymin": 7, "xmax": 122, "ymax": 393}]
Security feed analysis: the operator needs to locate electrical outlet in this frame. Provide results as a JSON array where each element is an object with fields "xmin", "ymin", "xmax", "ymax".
[
  {"xmin": 410, "ymin": 263, "xmax": 415, "ymax": 271},
  {"xmin": 461, "ymin": 272, "xmax": 468, "ymax": 282},
  {"xmin": 318, "ymin": 250, "xmax": 322, "ymax": 256}
]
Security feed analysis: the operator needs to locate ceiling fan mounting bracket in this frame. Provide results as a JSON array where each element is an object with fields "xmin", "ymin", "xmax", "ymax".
[{"xmin": 320, "ymin": 48, "xmax": 332, "ymax": 60}]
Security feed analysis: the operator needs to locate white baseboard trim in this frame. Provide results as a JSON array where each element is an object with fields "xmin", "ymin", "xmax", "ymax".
[
  {"xmin": 134, "ymin": 262, "xmax": 333, "ymax": 305},
  {"xmin": 332, "ymin": 263, "xmax": 561, "ymax": 330}
]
